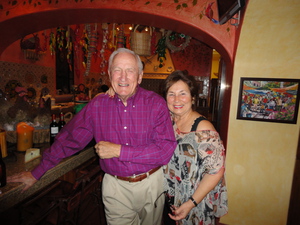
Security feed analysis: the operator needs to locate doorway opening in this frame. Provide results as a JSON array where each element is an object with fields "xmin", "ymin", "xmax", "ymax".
[{"xmin": 55, "ymin": 27, "xmax": 74, "ymax": 95}]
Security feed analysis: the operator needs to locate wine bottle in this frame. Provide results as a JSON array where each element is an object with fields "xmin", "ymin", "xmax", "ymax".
[
  {"xmin": 58, "ymin": 112, "xmax": 66, "ymax": 131},
  {"xmin": 0, "ymin": 146, "xmax": 6, "ymax": 187},
  {"xmin": 50, "ymin": 114, "xmax": 59, "ymax": 145}
]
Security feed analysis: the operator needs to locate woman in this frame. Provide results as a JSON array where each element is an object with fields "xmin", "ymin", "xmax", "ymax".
[{"xmin": 163, "ymin": 70, "xmax": 228, "ymax": 225}]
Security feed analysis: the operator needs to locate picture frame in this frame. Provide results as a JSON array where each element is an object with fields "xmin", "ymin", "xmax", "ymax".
[{"xmin": 237, "ymin": 77, "xmax": 300, "ymax": 124}]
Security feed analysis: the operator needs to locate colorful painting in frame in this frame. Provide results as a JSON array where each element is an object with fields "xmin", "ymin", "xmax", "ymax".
[{"xmin": 237, "ymin": 78, "xmax": 300, "ymax": 124}]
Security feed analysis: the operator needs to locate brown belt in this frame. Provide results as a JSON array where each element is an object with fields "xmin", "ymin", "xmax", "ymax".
[{"xmin": 115, "ymin": 166, "xmax": 161, "ymax": 182}]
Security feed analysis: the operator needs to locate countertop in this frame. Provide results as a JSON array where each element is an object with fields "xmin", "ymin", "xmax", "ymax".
[{"xmin": 0, "ymin": 144, "xmax": 97, "ymax": 212}]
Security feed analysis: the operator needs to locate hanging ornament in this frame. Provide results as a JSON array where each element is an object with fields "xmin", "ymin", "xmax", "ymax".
[
  {"xmin": 151, "ymin": 29, "xmax": 157, "ymax": 55},
  {"xmin": 56, "ymin": 27, "xmax": 65, "ymax": 52},
  {"xmin": 66, "ymin": 26, "xmax": 73, "ymax": 71},
  {"xmin": 81, "ymin": 25, "xmax": 89, "ymax": 69},
  {"xmin": 89, "ymin": 23, "xmax": 99, "ymax": 62},
  {"xmin": 117, "ymin": 24, "xmax": 125, "ymax": 49},
  {"xmin": 84, "ymin": 24, "xmax": 92, "ymax": 76},
  {"xmin": 49, "ymin": 31, "xmax": 56, "ymax": 56},
  {"xmin": 155, "ymin": 35, "xmax": 167, "ymax": 68},
  {"xmin": 73, "ymin": 25, "xmax": 81, "ymax": 78},
  {"xmin": 73, "ymin": 25, "xmax": 80, "ymax": 53},
  {"xmin": 99, "ymin": 23, "xmax": 109, "ymax": 75},
  {"xmin": 165, "ymin": 30, "xmax": 191, "ymax": 53},
  {"xmin": 107, "ymin": 23, "xmax": 116, "ymax": 51}
]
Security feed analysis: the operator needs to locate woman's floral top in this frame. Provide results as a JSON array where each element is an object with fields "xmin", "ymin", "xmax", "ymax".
[{"xmin": 163, "ymin": 117, "xmax": 228, "ymax": 225}]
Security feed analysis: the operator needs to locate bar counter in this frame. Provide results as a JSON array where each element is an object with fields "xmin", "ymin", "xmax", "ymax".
[{"xmin": 0, "ymin": 144, "xmax": 97, "ymax": 212}]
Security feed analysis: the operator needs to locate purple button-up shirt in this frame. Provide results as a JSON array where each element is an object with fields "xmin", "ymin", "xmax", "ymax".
[{"xmin": 31, "ymin": 86, "xmax": 176, "ymax": 179}]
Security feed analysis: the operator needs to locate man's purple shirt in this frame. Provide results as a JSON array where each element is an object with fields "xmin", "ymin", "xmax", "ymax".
[{"xmin": 31, "ymin": 86, "xmax": 176, "ymax": 179}]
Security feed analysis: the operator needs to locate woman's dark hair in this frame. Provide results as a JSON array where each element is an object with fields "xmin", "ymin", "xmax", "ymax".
[
  {"xmin": 163, "ymin": 70, "xmax": 199, "ymax": 110},
  {"xmin": 98, "ymin": 84, "xmax": 109, "ymax": 93}
]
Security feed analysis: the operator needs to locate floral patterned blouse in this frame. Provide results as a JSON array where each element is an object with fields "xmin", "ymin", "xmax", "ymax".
[{"xmin": 163, "ymin": 117, "xmax": 228, "ymax": 225}]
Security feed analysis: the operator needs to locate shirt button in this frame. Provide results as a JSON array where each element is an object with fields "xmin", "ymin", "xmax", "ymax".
[
  {"xmin": 124, "ymin": 109, "xmax": 127, "ymax": 112},
  {"xmin": 133, "ymin": 105, "xmax": 135, "ymax": 108},
  {"xmin": 126, "ymin": 143, "xmax": 129, "ymax": 145},
  {"xmin": 124, "ymin": 126, "xmax": 127, "ymax": 129}
]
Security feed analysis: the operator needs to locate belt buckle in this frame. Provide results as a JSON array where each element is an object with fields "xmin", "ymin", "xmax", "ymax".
[{"xmin": 128, "ymin": 174, "xmax": 137, "ymax": 182}]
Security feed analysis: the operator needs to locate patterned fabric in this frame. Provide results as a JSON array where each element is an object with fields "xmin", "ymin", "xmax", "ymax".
[
  {"xmin": 163, "ymin": 117, "xmax": 228, "ymax": 225},
  {"xmin": 32, "ymin": 86, "xmax": 176, "ymax": 179}
]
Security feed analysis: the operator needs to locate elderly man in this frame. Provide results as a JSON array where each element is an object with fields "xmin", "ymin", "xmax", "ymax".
[{"xmin": 8, "ymin": 48, "xmax": 176, "ymax": 225}]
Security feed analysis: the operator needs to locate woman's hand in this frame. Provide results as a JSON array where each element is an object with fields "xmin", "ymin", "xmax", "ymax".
[
  {"xmin": 106, "ymin": 87, "xmax": 115, "ymax": 98},
  {"xmin": 169, "ymin": 200, "xmax": 194, "ymax": 221},
  {"xmin": 7, "ymin": 171, "xmax": 37, "ymax": 192}
]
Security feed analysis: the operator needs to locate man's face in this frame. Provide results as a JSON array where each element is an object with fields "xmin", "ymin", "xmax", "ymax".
[{"xmin": 109, "ymin": 52, "xmax": 143, "ymax": 103}]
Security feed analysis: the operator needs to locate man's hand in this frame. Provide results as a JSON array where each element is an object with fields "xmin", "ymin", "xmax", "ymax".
[
  {"xmin": 94, "ymin": 141, "xmax": 121, "ymax": 159},
  {"xmin": 7, "ymin": 171, "xmax": 37, "ymax": 191}
]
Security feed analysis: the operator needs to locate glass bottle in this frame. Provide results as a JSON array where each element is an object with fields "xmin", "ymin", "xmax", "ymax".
[
  {"xmin": 58, "ymin": 112, "xmax": 66, "ymax": 131},
  {"xmin": 49, "ymin": 114, "xmax": 59, "ymax": 145},
  {"xmin": 0, "ymin": 146, "xmax": 6, "ymax": 187}
]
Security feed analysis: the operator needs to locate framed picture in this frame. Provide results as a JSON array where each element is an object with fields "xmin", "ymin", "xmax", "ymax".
[{"xmin": 237, "ymin": 78, "xmax": 300, "ymax": 124}]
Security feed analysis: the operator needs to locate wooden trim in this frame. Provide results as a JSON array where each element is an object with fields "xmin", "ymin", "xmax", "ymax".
[{"xmin": 143, "ymin": 74, "xmax": 168, "ymax": 79}]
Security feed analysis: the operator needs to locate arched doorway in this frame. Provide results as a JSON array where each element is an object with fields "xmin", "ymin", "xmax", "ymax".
[{"xmin": 0, "ymin": 7, "xmax": 234, "ymax": 144}]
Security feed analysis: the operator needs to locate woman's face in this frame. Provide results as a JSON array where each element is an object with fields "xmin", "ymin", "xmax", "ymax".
[{"xmin": 166, "ymin": 80, "xmax": 193, "ymax": 117}]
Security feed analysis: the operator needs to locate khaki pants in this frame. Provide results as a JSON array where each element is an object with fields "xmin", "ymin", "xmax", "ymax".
[{"xmin": 102, "ymin": 168, "xmax": 164, "ymax": 225}]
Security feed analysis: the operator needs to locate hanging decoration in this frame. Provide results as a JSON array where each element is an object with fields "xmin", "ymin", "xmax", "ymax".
[
  {"xmin": 80, "ymin": 25, "xmax": 88, "ymax": 69},
  {"xmin": 99, "ymin": 23, "xmax": 109, "ymax": 75},
  {"xmin": 107, "ymin": 23, "xmax": 116, "ymax": 51},
  {"xmin": 150, "ymin": 28, "xmax": 157, "ymax": 55},
  {"xmin": 20, "ymin": 33, "xmax": 45, "ymax": 61},
  {"xmin": 117, "ymin": 24, "xmax": 125, "ymax": 49},
  {"xmin": 165, "ymin": 30, "xmax": 191, "ymax": 53},
  {"xmin": 56, "ymin": 27, "xmax": 65, "ymax": 52},
  {"xmin": 130, "ymin": 25, "xmax": 152, "ymax": 56},
  {"xmin": 73, "ymin": 24, "xmax": 81, "ymax": 78},
  {"xmin": 49, "ymin": 30, "xmax": 56, "ymax": 56},
  {"xmin": 81, "ymin": 24, "xmax": 92, "ymax": 76},
  {"xmin": 65, "ymin": 26, "xmax": 73, "ymax": 71},
  {"xmin": 155, "ymin": 30, "xmax": 167, "ymax": 68},
  {"xmin": 89, "ymin": 23, "xmax": 99, "ymax": 62}
]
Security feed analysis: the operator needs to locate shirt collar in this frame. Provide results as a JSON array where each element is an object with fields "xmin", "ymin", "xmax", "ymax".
[{"xmin": 115, "ymin": 85, "xmax": 141, "ymax": 106}]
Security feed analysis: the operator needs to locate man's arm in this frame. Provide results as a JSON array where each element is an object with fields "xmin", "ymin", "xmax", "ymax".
[{"xmin": 8, "ymin": 103, "xmax": 95, "ymax": 189}]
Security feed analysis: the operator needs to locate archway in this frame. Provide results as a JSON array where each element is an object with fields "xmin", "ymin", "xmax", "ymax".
[
  {"xmin": 0, "ymin": 8, "xmax": 231, "ymax": 62},
  {"xmin": 0, "ymin": 7, "xmax": 233, "ymax": 144}
]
